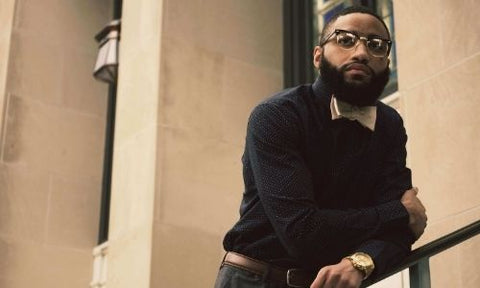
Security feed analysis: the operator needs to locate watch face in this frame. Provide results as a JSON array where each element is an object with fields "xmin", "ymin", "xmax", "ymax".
[
  {"xmin": 349, "ymin": 253, "xmax": 374, "ymax": 279},
  {"xmin": 356, "ymin": 255, "xmax": 370, "ymax": 266}
]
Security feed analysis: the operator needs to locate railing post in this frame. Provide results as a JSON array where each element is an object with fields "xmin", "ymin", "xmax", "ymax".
[{"xmin": 409, "ymin": 258, "xmax": 431, "ymax": 288}]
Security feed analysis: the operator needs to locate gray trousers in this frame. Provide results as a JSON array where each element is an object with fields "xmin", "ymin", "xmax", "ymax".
[{"xmin": 214, "ymin": 265, "xmax": 289, "ymax": 288}]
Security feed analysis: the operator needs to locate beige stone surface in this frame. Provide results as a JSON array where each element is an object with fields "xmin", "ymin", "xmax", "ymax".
[
  {"xmin": 0, "ymin": 236, "xmax": 92, "ymax": 287},
  {"xmin": 162, "ymin": 0, "xmax": 282, "ymax": 71},
  {"xmin": 395, "ymin": 1, "xmax": 480, "ymax": 287},
  {"xmin": 454, "ymin": 206, "xmax": 480, "ymax": 229},
  {"xmin": 454, "ymin": 208, "xmax": 480, "ymax": 287},
  {"xmin": 159, "ymin": 37, "xmax": 224, "ymax": 140},
  {"xmin": 149, "ymin": 2, "xmax": 283, "ymax": 286},
  {"xmin": 403, "ymin": 54, "xmax": 480, "ymax": 223},
  {"xmin": 13, "ymin": 0, "xmax": 110, "ymax": 50},
  {"xmin": 61, "ymin": 47, "xmax": 109, "ymax": 117},
  {"xmin": 395, "ymin": 0, "xmax": 480, "ymax": 90},
  {"xmin": 155, "ymin": 0, "xmax": 283, "ymax": 228},
  {"xmin": 0, "ymin": 164, "xmax": 49, "ymax": 242},
  {"xmin": 412, "ymin": 209, "xmax": 480, "ymax": 286},
  {"xmin": 109, "ymin": 124, "xmax": 157, "ymax": 240},
  {"xmin": 413, "ymin": 216, "xmax": 458, "ymax": 249},
  {"xmin": 0, "ymin": 0, "xmax": 16, "ymax": 137},
  {"xmin": 112, "ymin": 0, "xmax": 163, "ymax": 145},
  {"xmin": 7, "ymin": 32, "xmax": 63, "ymax": 107},
  {"xmin": 458, "ymin": 235, "xmax": 480, "ymax": 287},
  {"xmin": 45, "ymin": 173, "xmax": 101, "ymax": 249},
  {"xmin": 107, "ymin": 225, "xmax": 153, "ymax": 288},
  {"xmin": 156, "ymin": 34, "xmax": 282, "ymax": 236},
  {"xmin": 2, "ymin": 94, "xmax": 106, "ymax": 178},
  {"xmin": 394, "ymin": 0, "xmax": 444, "ymax": 89},
  {"xmin": 155, "ymin": 126, "xmax": 244, "ymax": 235},
  {"xmin": 430, "ymin": 246, "xmax": 461, "ymax": 288},
  {"xmin": 440, "ymin": 0, "xmax": 480, "ymax": 67},
  {"xmin": 8, "ymin": 5, "xmax": 108, "ymax": 116},
  {"xmin": 151, "ymin": 223, "xmax": 224, "ymax": 288},
  {"xmin": 146, "ymin": 1, "xmax": 283, "ymax": 287},
  {"xmin": 106, "ymin": 0, "xmax": 164, "ymax": 287},
  {"xmin": 0, "ymin": 0, "xmax": 111, "ymax": 287}
]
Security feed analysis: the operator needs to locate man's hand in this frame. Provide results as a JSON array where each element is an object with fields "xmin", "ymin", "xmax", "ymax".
[
  {"xmin": 401, "ymin": 187, "xmax": 427, "ymax": 239},
  {"xmin": 310, "ymin": 258, "xmax": 363, "ymax": 288}
]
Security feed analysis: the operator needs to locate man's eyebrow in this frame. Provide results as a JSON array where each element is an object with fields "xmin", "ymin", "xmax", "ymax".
[
  {"xmin": 367, "ymin": 33, "xmax": 389, "ymax": 39},
  {"xmin": 338, "ymin": 28, "xmax": 388, "ymax": 39}
]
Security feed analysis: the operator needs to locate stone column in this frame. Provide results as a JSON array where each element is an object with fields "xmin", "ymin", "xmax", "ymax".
[{"xmin": 106, "ymin": 0, "xmax": 164, "ymax": 287}]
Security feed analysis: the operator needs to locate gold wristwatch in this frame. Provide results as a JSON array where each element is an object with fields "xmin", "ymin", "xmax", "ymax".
[{"xmin": 345, "ymin": 252, "xmax": 375, "ymax": 280}]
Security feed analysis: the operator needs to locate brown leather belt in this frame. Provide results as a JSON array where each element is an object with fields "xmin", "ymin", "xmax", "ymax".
[{"xmin": 221, "ymin": 252, "xmax": 315, "ymax": 288}]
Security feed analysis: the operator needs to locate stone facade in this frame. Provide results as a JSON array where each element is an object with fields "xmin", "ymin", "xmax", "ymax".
[
  {"xmin": 0, "ymin": 0, "xmax": 111, "ymax": 287},
  {"xmin": 395, "ymin": 1, "xmax": 480, "ymax": 286}
]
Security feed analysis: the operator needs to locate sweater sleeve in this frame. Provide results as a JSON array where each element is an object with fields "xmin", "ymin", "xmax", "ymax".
[{"xmin": 354, "ymin": 113, "xmax": 415, "ymax": 277}]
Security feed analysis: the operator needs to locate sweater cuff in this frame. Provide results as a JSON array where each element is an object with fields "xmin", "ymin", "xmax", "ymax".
[{"xmin": 376, "ymin": 200, "xmax": 410, "ymax": 229}]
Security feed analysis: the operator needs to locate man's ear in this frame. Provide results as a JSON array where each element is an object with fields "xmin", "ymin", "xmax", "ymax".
[{"xmin": 313, "ymin": 46, "xmax": 322, "ymax": 69}]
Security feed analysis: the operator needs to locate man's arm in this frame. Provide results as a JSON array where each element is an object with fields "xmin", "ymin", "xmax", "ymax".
[
  {"xmin": 310, "ymin": 189, "xmax": 427, "ymax": 288},
  {"xmin": 350, "ymin": 115, "xmax": 427, "ymax": 275},
  {"xmin": 402, "ymin": 188, "xmax": 428, "ymax": 239},
  {"xmin": 309, "ymin": 115, "xmax": 427, "ymax": 287},
  {"xmin": 246, "ymin": 102, "xmax": 412, "ymax": 263}
]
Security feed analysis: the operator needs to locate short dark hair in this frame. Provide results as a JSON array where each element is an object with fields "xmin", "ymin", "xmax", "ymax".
[{"xmin": 319, "ymin": 6, "xmax": 391, "ymax": 45}]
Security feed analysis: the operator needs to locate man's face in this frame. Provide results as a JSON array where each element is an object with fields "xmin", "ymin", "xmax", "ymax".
[{"xmin": 313, "ymin": 13, "xmax": 391, "ymax": 106}]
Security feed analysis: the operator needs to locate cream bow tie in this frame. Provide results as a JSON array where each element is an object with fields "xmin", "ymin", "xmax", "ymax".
[{"xmin": 330, "ymin": 96, "xmax": 377, "ymax": 131}]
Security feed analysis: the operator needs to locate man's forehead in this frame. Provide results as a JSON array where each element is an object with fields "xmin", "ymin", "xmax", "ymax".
[{"xmin": 331, "ymin": 13, "xmax": 389, "ymax": 38}]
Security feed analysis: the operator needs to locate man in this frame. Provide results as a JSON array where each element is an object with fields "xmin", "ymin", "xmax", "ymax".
[{"xmin": 215, "ymin": 6, "xmax": 427, "ymax": 288}]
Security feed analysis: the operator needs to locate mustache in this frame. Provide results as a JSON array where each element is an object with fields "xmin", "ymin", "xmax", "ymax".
[{"xmin": 340, "ymin": 62, "xmax": 375, "ymax": 76}]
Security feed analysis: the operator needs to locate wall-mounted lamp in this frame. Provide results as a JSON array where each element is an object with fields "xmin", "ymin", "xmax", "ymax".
[{"xmin": 93, "ymin": 19, "xmax": 121, "ymax": 84}]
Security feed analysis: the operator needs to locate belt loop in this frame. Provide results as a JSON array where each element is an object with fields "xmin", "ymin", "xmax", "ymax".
[
  {"xmin": 220, "ymin": 252, "xmax": 228, "ymax": 269},
  {"xmin": 222, "ymin": 252, "xmax": 228, "ymax": 262}
]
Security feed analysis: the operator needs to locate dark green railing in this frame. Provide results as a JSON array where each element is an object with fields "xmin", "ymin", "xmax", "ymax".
[{"xmin": 362, "ymin": 219, "xmax": 480, "ymax": 287}]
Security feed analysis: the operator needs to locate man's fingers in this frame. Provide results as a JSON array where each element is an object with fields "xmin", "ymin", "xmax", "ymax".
[
  {"xmin": 409, "ymin": 187, "xmax": 419, "ymax": 197},
  {"xmin": 324, "ymin": 274, "xmax": 340, "ymax": 288},
  {"xmin": 402, "ymin": 187, "xmax": 418, "ymax": 201},
  {"xmin": 310, "ymin": 270, "xmax": 326, "ymax": 288},
  {"xmin": 401, "ymin": 186, "xmax": 428, "ymax": 240}
]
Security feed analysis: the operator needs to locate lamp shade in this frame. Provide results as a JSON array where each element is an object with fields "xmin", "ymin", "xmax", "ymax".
[{"xmin": 93, "ymin": 20, "xmax": 121, "ymax": 84}]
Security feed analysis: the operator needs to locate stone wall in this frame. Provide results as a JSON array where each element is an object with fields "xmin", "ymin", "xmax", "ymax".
[
  {"xmin": 0, "ymin": 0, "xmax": 111, "ymax": 287},
  {"xmin": 395, "ymin": 1, "xmax": 480, "ymax": 286}
]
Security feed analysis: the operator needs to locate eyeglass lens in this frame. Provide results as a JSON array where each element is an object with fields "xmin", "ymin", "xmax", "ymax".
[{"xmin": 336, "ymin": 31, "xmax": 389, "ymax": 57}]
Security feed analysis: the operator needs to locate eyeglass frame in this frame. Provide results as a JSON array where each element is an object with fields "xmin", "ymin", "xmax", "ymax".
[{"xmin": 320, "ymin": 29, "xmax": 393, "ymax": 58}]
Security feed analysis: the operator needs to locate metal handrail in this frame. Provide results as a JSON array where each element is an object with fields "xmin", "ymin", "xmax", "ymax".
[{"xmin": 362, "ymin": 219, "xmax": 480, "ymax": 287}]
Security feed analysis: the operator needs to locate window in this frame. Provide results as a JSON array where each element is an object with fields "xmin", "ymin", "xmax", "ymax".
[
  {"xmin": 313, "ymin": 0, "xmax": 398, "ymax": 97},
  {"xmin": 283, "ymin": 0, "xmax": 316, "ymax": 88}
]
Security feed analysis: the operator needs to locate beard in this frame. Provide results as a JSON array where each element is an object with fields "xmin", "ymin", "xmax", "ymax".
[{"xmin": 320, "ymin": 54, "xmax": 390, "ymax": 106}]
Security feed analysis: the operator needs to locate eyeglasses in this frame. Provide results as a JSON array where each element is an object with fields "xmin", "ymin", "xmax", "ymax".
[{"xmin": 320, "ymin": 29, "xmax": 392, "ymax": 58}]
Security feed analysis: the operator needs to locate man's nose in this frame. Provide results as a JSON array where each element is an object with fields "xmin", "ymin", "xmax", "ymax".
[{"xmin": 351, "ymin": 40, "xmax": 370, "ymax": 62}]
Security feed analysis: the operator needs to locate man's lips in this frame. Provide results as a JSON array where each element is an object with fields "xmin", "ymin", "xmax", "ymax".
[{"xmin": 345, "ymin": 63, "xmax": 372, "ymax": 75}]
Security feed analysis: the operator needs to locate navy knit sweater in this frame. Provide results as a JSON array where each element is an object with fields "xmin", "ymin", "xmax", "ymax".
[{"xmin": 223, "ymin": 78, "xmax": 415, "ymax": 277}]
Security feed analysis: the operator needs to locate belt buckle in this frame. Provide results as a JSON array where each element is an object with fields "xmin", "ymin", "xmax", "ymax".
[{"xmin": 286, "ymin": 269, "xmax": 306, "ymax": 288}]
